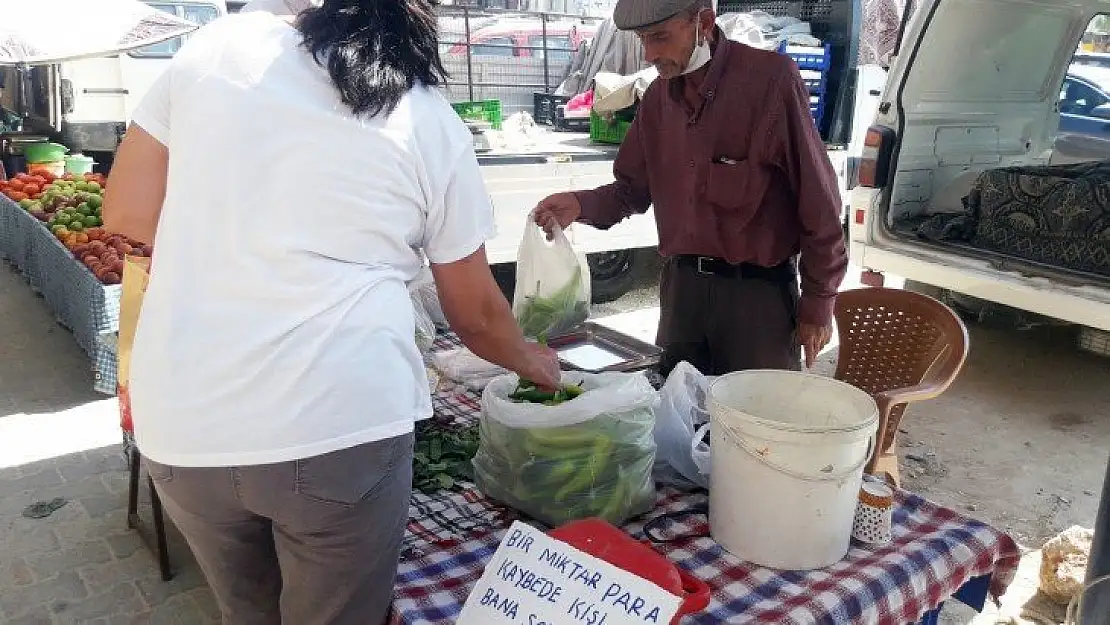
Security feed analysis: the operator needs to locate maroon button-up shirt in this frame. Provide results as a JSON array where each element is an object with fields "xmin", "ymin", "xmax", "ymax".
[{"xmin": 574, "ymin": 34, "xmax": 848, "ymax": 326}]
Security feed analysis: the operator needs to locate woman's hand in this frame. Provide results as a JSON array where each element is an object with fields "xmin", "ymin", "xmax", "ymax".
[
  {"xmin": 519, "ymin": 342, "xmax": 562, "ymax": 390},
  {"xmin": 431, "ymin": 246, "xmax": 563, "ymax": 386}
]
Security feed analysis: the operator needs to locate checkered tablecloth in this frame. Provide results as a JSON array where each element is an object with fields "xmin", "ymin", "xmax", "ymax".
[
  {"xmin": 395, "ymin": 342, "xmax": 1022, "ymax": 625},
  {"xmin": 0, "ymin": 195, "xmax": 121, "ymax": 395}
]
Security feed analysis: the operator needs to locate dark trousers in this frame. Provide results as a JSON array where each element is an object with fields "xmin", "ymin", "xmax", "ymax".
[
  {"xmin": 146, "ymin": 433, "xmax": 415, "ymax": 625},
  {"xmin": 657, "ymin": 257, "xmax": 802, "ymax": 376}
]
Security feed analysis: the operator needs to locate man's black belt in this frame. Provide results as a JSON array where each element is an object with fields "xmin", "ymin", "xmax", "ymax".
[{"xmin": 674, "ymin": 255, "xmax": 797, "ymax": 283}]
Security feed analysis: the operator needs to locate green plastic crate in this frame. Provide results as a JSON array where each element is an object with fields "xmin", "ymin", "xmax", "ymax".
[
  {"xmin": 589, "ymin": 111, "xmax": 631, "ymax": 144},
  {"xmin": 451, "ymin": 99, "xmax": 503, "ymax": 130}
]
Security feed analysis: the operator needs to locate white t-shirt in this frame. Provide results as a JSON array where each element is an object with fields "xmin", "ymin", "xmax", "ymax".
[{"xmin": 128, "ymin": 12, "xmax": 494, "ymax": 467}]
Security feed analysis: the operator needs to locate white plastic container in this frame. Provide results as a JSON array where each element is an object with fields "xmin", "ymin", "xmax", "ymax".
[{"xmin": 707, "ymin": 370, "xmax": 879, "ymax": 570}]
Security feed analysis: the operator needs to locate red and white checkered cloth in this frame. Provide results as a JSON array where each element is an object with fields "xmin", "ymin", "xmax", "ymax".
[{"xmin": 397, "ymin": 335, "xmax": 1021, "ymax": 624}]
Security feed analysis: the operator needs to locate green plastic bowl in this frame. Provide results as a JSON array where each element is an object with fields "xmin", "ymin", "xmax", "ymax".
[
  {"xmin": 64, "ymin": 155, "xmax": 96, "ymax": 175},
  {"xmin": 23, "ymin": 142, "xmax": 68, "ymax": 164}
]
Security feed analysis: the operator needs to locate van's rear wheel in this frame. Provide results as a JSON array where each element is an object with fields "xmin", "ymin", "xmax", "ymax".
[{"xmin": 587, "ymin": 249, "xmax": 639, "ymax": 304}]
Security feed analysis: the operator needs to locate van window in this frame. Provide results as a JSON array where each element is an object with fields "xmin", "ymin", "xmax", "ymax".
[
  {"xmin": 1058, "ymin": 16, "xmax": 1110, "ymax": 139},
  {"xmin": 902, "ymin": 0, "xmax": 1071, "ymax": 103},
  {"xmin": 131, "ymin": 2, "xmax": 221, "ymax": 58}
]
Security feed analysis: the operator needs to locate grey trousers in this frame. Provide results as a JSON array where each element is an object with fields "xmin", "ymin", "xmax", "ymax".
[{"xmin": 145, "ymin": 433, "xmax": 415, "ymax": 625}]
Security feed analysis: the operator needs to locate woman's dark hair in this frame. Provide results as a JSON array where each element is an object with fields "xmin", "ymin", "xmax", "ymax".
[{"xmin": 297, "ymin": 0, "xmax": 447, "ymax": 117}]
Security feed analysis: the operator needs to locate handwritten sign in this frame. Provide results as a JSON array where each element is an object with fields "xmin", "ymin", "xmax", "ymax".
[{"xmin": 457, "ymin": 520, "xmax": 683, "ymax": 625}]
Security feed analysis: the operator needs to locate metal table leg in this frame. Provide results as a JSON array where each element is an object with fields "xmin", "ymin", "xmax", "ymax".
[{"xmin": 1081, "ymin": 454, "xmax": 1110, "ymax": 625}]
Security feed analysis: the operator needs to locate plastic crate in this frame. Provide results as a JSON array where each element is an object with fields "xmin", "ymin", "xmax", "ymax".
[
  {"xmin": 533, "ymin": 92, "xmax": 591, "ymax": 131},
  {"xmin": 779, "ymin": 42, "xmax": 832, "ymax": 71},
  {"xmin": 589, "ymin": 111, "xmax": 631, "ymax": 144},
  {"xmin": 451, "ymin": 99, "xmax": 503, "ymax": 130},
  {"xmin": 533, "ymin": 92, "xmax": 570, "ymax": 126},
  {"xmin": 799, "ymin": 69, "xmax": 825, "ymax": 93},
  {"xmin": 780, "ymin": 42, "xmax": 831, "ymax": 129}
]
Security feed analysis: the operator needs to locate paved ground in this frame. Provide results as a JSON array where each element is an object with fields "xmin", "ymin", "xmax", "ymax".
[{"xmin": 1, "ymin": 255, "xmax": 1108, "ymax": 624}]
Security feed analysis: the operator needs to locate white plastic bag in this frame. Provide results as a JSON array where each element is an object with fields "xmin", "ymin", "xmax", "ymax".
[
  {"xmin": 653, "ymin": 361, "xmax": 712, "ymax": 489},
  {"xmin": 431, "ymin": 347, "xmax": 508, "ymax": 391},
  {"xmin": 409, "ymin": 265, "xmax": 447, "ymax": 328},
  {"xmin": 411, "ymin": 291, "xmax": 436, "ymax": 355},
  {"xmin": 473, "ymin": 371, "xmax": 658, "ymax": 526},
  {"xmin": 512, "ymin": 219, "xmax": 591, "ymax": 339}
]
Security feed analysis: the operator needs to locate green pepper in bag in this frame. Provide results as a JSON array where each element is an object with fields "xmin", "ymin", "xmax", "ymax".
[
  {"xmin": 472, "ymin": 372, "xmax": 659, "ymax": 527},
  {"xmin": 512, "ymin": 220, "xmax": 591, "ymax": 339}
]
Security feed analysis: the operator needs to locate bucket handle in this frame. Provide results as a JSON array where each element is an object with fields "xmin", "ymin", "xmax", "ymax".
[
  {"xmin": 715, "ymin": 419, "xmax": 876, "ymax": 483},
  {"xmin": 690, "ymin": 422, "xmax": 711, "ymax": 474}
]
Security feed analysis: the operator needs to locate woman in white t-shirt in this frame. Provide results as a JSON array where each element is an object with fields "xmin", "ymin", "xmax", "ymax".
[{"xmin": 102, "ymin": 1, "xmax": 561, "ymax": 623}]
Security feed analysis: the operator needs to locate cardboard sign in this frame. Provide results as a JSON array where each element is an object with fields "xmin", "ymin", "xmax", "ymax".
[{"xmin": 457, "ymin": 521, "xmax": 683, "ymax": 625}]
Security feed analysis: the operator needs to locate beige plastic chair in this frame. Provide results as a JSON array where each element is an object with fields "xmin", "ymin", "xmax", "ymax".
[{"xmin": 833, "ymin": 287, "xmax": 970, "ymax": 485}]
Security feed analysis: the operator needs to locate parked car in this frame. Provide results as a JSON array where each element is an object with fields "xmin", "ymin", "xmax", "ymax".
[
  {"xmin": 1059, "ymin": 64, "xmax": 1110, "ymax": 138},
  {"xmin": 445, "ymin": 18, "xmax": 596, "ymax": 62}
]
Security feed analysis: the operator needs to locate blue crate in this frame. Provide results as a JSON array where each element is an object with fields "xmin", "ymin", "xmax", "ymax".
[
  {"xmin": 779, "ymin": 42, "xmax": 832, "ymax": 71},
  {"xmin": 780, "ymin": 42, "xmax": 832, "ymax": 129}
]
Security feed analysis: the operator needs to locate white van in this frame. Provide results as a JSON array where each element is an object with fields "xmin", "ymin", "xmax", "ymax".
[
  {"xmin": 848, "ymin": 0, "xmax": 1110, "ymax": 342},
  {"xmin": 1, "ymin": 1, "xmax": 228, "ymax": 169}
]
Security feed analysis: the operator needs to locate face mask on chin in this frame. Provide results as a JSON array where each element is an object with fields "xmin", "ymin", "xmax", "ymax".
[
  {"xmin": 674, "ymin": 10, "xmax": 710, "ymax": 74},
  {"xmin": 680, "ymin": 11, "xmax": 711, "ymax": 76}
]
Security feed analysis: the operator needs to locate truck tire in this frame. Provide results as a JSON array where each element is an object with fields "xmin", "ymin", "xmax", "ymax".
[
  {"xmin": 587, "ymin": 249, "xmax": 640, "ymax": 304},
  {"xmin": 491, "ymin": 263, "xmax": 517, "ymax": 301}
]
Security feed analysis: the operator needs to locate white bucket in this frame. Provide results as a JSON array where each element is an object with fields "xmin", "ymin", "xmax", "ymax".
[{"xmin": 707, "ymin": 370, "xmax": 879, "ymax": 570}]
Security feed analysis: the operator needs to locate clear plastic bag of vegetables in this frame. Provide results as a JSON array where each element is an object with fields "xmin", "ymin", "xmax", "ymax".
[
  {"xmin": 512, "ymin": 218, "xmax": 591, "ymax": 339},
  {"xmin": 472, "ymin": 371, "xmax": 659, "ymax": 527},
  {"xmin": 411, "ymin": 290, "xmax": 436, "ymax": 355}
]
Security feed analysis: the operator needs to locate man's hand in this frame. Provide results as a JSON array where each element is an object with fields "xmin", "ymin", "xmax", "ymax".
[
  {"xmin": 533, "ymin": 192, "xmax": 582, "ymax": 240},
  {"xmin": 797, "ymin": 323, "xmax": 833, "ymax": 369}
]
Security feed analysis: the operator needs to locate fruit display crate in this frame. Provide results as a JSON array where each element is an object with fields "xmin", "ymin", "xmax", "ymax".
[
  {"xmin": 589, "ymin": 111, "xmax": 633, "ymax": 145},
  {"xmin": 451, "ymin": 99, "xmax": 503, "ymax": 130},
  {"xmin": 0, "ymin": 196, "xmax": 122, "ymax": 395}
]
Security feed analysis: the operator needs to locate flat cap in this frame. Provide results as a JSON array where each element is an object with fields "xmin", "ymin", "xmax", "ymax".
[{"xmin": 612, "ymin": 0, "xmax": 695, "ymax": 30}]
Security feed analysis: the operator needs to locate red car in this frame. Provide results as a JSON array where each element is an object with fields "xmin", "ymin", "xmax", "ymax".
[{"xmin": 446, "ymin": 19, "xmax": 597, "ymax": 61}]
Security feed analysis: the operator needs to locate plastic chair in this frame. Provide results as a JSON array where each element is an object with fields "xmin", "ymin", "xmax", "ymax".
[{"xmin": 833, "ymin": 287, "xmax": 970, "ymax": 485}]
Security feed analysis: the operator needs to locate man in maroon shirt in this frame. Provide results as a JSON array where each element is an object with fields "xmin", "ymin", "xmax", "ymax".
[{"xmin": 534, "ymin": 0, "xmax": 848, "ymax": 375}]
